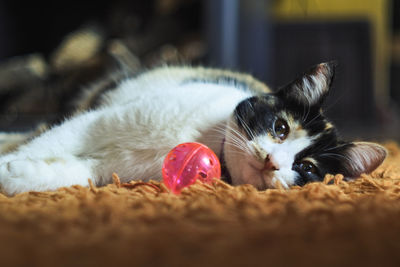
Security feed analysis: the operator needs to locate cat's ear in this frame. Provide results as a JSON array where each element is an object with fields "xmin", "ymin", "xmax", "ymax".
[
  {"xmin": 277, "ymin": 62, "xmax": 336, "ymax": 107},
  {"xmin": 336, "ymin": 142, "xmax": 387, "ymax": 178}
]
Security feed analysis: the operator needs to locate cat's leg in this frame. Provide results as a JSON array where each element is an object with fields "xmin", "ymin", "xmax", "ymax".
[
  {"xmin": 0, "ymin": 155, "xmax": 97, "ymax": 195},
  {"xmin": 0, "ymin": 112, "xmax": 101, "ymax": 196}
]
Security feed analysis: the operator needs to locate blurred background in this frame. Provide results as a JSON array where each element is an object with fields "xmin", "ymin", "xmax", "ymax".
[{"xmin": 0, "ymin": 0, "xmax": 398, "ymax": 141}]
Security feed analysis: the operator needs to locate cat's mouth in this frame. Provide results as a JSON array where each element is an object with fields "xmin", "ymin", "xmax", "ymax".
[{"xmin": 248, "ymin": 161, "xmax": 276, "ymax": 189}]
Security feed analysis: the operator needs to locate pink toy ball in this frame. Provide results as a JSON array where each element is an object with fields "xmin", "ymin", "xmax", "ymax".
[{"xmin": 162, "ymin": 142, "xmax": 221, "ymax": 194}]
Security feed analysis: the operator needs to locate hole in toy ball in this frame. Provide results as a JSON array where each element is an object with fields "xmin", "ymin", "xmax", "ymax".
[
  {"xmin": 209, "ymin": 159, "xmax": 213, "ymax": 166},
  {"xmin": 169, "ymin": 155, "xmax": 176, "ymax": 161},
  {"xmin": 198, "ymin": 171, "xmax": 207, "ymax": 179}
]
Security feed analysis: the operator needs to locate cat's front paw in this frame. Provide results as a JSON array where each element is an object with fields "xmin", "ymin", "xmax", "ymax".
[
  {"xmin": 0, "ymin": 157, "xmax": 95, "ymax": 196},
  {"xmin": 1, "ymin": 158, "xmax": 56, "ymax": 179},
  {"xmin": 0, "ymin": 158, "xmax": 56, "ymax": 195}
]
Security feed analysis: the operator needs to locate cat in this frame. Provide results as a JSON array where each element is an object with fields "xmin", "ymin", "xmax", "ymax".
[{"xmin": 0, "ymin": 62, "xmax": 387, "ymax": 195}]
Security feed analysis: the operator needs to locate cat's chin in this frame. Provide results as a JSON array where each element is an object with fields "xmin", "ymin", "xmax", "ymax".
[
  {"xmin": 230, "ymin": 160, "xmax": 277, "ymax": 190},
  {"xmin": 249, "ymin": 163, "xmax": 277, "ymax": 190}
]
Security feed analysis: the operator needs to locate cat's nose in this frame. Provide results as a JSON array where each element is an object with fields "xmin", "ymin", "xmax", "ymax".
[{"xmin": 264, "ymin": 155, "xmax": 279, "ymax": 171}]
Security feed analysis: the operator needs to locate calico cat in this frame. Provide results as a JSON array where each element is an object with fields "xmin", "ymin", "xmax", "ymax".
[{"xmin": 0, "ymin": 62, "xmax": 387, "ymax": 195}]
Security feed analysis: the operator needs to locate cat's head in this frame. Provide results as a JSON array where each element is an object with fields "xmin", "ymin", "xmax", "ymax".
[{"xmin": 224, "ymin": 62, "xmax": 387, "ymax": 189}]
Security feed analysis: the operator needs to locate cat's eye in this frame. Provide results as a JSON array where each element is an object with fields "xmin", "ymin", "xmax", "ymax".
[
  {"xmin": 299, "ymin": 161, "xmax": 317, "ymax": 174},
  {"xmin": 273, "ymin": 119, "xmax": 289, "ymax": 140}
]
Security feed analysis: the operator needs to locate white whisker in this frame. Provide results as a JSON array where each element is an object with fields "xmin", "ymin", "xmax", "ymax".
[
  {"xmin": 236, "ymin": 114, "xmax": 255, "ymax": 140},
  {"xmin": 302, "ymin": 104, "xmax": 311, "ymax": 123}
]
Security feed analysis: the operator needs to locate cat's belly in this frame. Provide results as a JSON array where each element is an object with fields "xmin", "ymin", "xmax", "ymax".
[
  {"xmin": 88, "ymin": 82, "xmax": 253, "ymax": 183},
  {"xmin": 124, "ymin": 82, "xmax": 253, "ymax": 151}
]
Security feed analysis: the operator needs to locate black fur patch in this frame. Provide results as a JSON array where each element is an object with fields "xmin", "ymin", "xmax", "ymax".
[{"xmin": 234, "ymin": 95, "xmax": 277, "ymax": 138}]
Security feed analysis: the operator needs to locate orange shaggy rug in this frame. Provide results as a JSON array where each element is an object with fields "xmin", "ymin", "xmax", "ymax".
[{"xmin": 1, "ymin": 142, "xmax": 400, "ymax": 267}]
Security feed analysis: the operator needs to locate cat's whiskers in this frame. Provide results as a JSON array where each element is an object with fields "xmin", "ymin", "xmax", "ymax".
[
  {"xmin": 203, "ymin": 137, "xmax": 247, "ymax": 153},
  {"xmin": 213, "ymin": 123, "xmax": 248, "ymax": 143},
  {"xmin": 225, "ymin": 124, "xmax": 253, "ymax": 151},
  {"xmin": 224, "ymin": 149, "xmax": 249, "ymax": 158},
  {"xmin": 201, "ymin": 122, "xmax": 252, "ymax": 157},
  {"xmin": 227, "ymin": 132, "xmax": 249, "ymax": 149},
  {"xmin": 212, "ymin": 124, "xmax": 251, "ymax": 151},
  {"xmin": 236, "ymin": 114, "xmax": 256, "ymax": 140},
  {"xmin": 304, "ymin": 112, "xmax": 322, "ymax": 128},
  {"xmin": 304, "ymin": 93, "xmax": 343, "ymax": 127},
  {"xmin": 224, "ymin": 137, "xmax": 249, "ymax": 153},
  {"xmin": 302, "ymin": 104, "xmax": 311, "ymax": 123}
]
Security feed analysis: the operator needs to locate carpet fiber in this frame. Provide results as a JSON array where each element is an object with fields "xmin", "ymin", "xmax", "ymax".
[{"xmin": 1, "ymin": 142, "xmax": 400, "ymax": 267}]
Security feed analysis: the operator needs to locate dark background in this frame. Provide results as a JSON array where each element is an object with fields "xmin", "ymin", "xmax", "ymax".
[{"xmin": 0, "ymin": 0, "xmax": 399, "ymax": 140}]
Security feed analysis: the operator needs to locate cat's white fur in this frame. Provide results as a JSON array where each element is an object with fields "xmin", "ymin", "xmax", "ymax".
[
  {"xmin": 0, "ymin": 65, "xmax": 385, "ymax": 195},
  {"xmin": 0, "ymin": 66, "xmax": 274, "ymax": 195}
]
